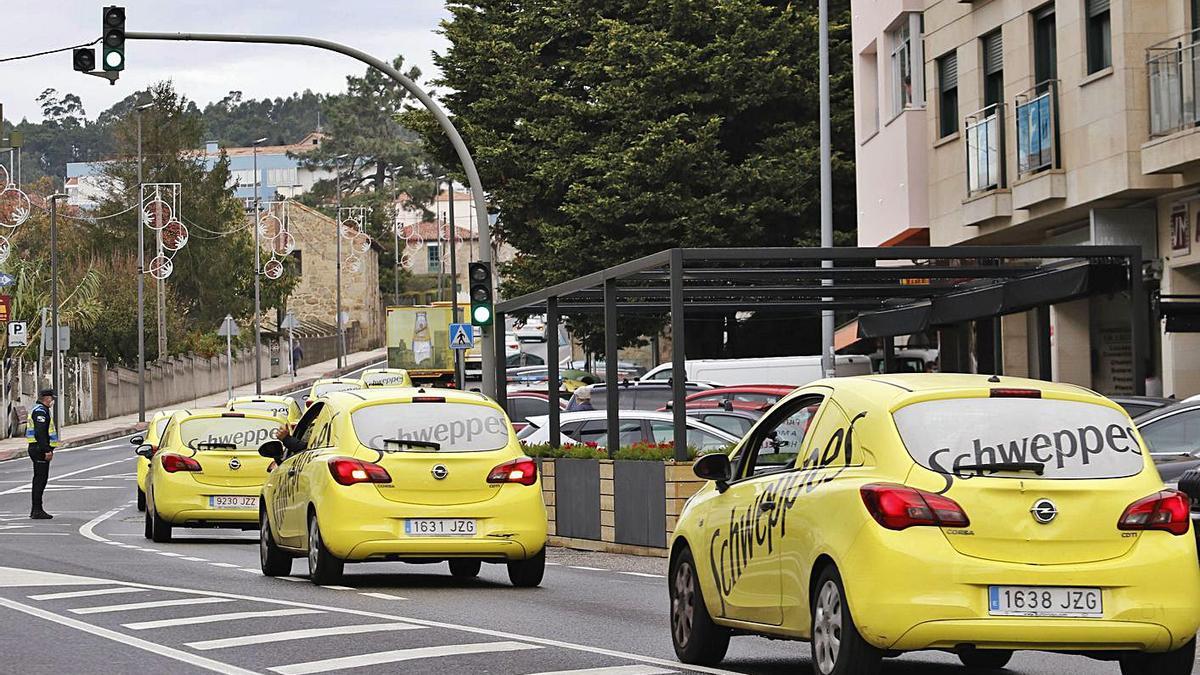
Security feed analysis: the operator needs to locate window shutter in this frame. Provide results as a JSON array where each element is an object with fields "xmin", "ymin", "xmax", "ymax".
[
  {"xmin": 940, "ymin": 53, "xmax": 958, "ymax": 90},
  {"xmin": 1087, "ymin": 0, "xmax": 1110, "ymax": 16},
  {"xmin": 983, "ymin": 32, "xmax": 1003, "ymax": 75}
]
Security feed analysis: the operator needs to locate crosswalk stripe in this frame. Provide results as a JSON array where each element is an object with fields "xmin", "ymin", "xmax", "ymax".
[
  {"xmin": 318, "ymin": 585, "xmax": 355, "ymax": 591},
  {"xmin": 29, "ymin": 587, "xmax": 149, "ymax": 601},
  {"xmin": 268, "ymin": 641, "xmax": 539, "ymax": 674},
  {"xmin": 525, "ymin": 662, "xmax": 676, "ymax": 667},
  {"xmin": 69, "ymin": 597, "xmax": 233, "ymax": 615},
  {"xmin": 185, "ymin": 622, "xmax": 424, "ymax": 651},
  {"xmin": 124, "ymin": 608, "xmax": 322, "ymax": 630},
  {"xmin": 569, "ymin": 566, "xmax": 606, "ymax": 571},
  {"xmin": 358, "ymin": 592, "xmax": 406, "ymax": 600}
]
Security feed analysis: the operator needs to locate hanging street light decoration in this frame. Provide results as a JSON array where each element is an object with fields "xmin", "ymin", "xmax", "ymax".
[
  {"xmin": 257, "ymin": 200, "xmax": 294, "ymax": 280},
  {"xmin": 337, "ymin": 206, "xmax": 371, "ymax": 274},
  {"xmin": 139, "ymin": 183, "xmax": 185, "ymax": 279},
  {"xmin": 0, "ymin": 162, "xmax": 32, "ymax": 262}
]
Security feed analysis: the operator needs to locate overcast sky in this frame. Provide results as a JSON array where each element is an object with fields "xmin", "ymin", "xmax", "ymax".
[{"xmin": 0, "ymin": 1, "xmax": 450, "ymax": 123}]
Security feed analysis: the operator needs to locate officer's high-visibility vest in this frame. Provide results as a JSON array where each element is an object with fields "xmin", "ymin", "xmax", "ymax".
[{"xmin": 26, "ymin": 403, "xmax": 60, "ymax": 448}]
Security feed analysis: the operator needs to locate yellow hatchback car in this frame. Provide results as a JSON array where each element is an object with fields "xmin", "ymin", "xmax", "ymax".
[
  {"xmin": 227, "ymin": 394, "xmax": 302, "ymax": 424},
  {"xmin": 131, "ymin": 409, "xmax": 180, "ymax": 512},
  {"xmin": 303, "ymin": 377, "xmax": 364, "ymax": 409},
  {"xmin": 361, "ymin": 368, "xmax": 413, "ymax": 388},
  {"xmin": 670, "ymin": 374, "xmax": 1200, "ymax": 675},
  {"xmin": 257, "ymin": 388, "xmax": 547, "ymax": 586},
  {"xmin": 140, "ymin": 410, "xmax": 287, "ymax": 543}
]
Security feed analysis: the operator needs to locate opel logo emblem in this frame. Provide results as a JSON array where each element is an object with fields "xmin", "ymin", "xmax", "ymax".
[
  {"xmin": 228, "ymin": 458, "xmax": 241, "ymax": 471},
  {"xmin": 1030, "ymin": 498, "xmax": 1057, "ymax": 524},
  {"xmin": 431, "ymin": 464, "xmax": 449, "ymax": 480}
]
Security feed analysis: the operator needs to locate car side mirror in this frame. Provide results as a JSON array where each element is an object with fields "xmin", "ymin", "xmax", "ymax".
[
  {"xmin": 258, "ymin": 440, "xmax": 285, "ymax": 461},
  {"xmin": 693, "ymin": 453, "xmax": 732, "ymax": 492},
  {"xmin": 129, "ymin": 435, "xmax": 144, "ymax": 446},
  {"xmin": 134, "ymin": 444, "xmax": 155, "ymax": 459}
]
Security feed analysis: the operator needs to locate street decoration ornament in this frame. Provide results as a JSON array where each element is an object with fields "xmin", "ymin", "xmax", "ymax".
[
  {"xmin": 140, "ymin": 183, "xmax": 186, "ymax": 279},
  {"xmin": 161, "ymin": 219, "xmax": 189, "ymax": 251},
  {"xmin": 338, "ymin": 206, "xmax": 372, "ymax": 274},
  {"xmin": 0, "ymin": 236, "xmax": 10, "ymax": 265},
  {"xmin": 148, "ymin": 255, "xmax": 173, "ymax": 280},
  {"xmin": 0, "ymin": 163, "xmax": 32, "ymax": 229},
  {"xmin": 263, "ymin": 258, "xmax": 284, "ymax": 280},
  {"xmin": 258, "ymin": 200, "xmax": 294, "ymax": 279}
]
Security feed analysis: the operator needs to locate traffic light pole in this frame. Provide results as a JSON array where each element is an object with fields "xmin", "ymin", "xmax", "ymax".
[{"xmin": 124, "ymin": 30, "xmax": 498, "ymax": 398}]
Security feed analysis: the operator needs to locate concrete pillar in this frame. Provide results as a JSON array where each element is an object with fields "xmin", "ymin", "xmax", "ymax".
[
  {"xmin": 1162, "ymin": 263, "xmax": 1200, "ymax": 398},
  {"xmin": 1051, "ymin": 299, "xmax": 1091, "ymax": 387},
  {"xmin": 1001, "ymin": 312, "xmax": 1029, "ymax": 377}
]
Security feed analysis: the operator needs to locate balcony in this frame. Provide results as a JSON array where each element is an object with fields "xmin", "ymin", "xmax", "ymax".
[
  {"xmin": 962, "ymin": 103, "xmax": 1011, "ymax": 226},
  {"xmin": 1143, "ymin": 30, "xmax": 1200, "ymax": 174},
  {"xmin": 1012, "ymin": 81, "xmax": 1066, "ymax": 208}
]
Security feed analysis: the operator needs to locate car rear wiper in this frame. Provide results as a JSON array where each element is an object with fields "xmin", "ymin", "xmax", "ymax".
[
  {"xmin": 382, "ymin": 438, "xmax": 442, "ymax": 452},
  {"xmin": 194, "ymin": 442, "xmax": 238, "ymax": 451},
  {"xmin": 955, "ymin": 461, "xmax": 1045, "ymax": 476}
]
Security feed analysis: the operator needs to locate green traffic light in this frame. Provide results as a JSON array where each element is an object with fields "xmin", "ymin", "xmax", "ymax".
[{"xmin": 472, "ymin": 305, "xmax": 493, "ymax": 325}]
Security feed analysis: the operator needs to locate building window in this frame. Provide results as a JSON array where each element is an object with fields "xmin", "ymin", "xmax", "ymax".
[
  {"xmin": 1033, "ymin": 6, "xmax": 1057, "ymax": 88},
  {"xmin": 1086, "ymin": 0, "xmax": 1111, "ymax": 74},
  {"xmin": 982, "ymin": 31, "xmax": 1004, "ymax": 109},
  {"xmin": 859, "ymin": 44, "xmax": 880, "ymax": 138},
  {"xmin": 230, "ymin": 169, "xmax": 258, "ymax": 188},
  {"xmin": 267, "ymin": 167, "xmax": 298, "ymax": 188},
  {"xmin": 890, "ymin": 22, "xmax": 912, "ymax": 114},
  {"xmin": 937, "ymin": 52, "xmax": 959, "ymax": 138},
  {"xmin": 427, "ymin": 243, "xmax": 440, "ymax": 272}
]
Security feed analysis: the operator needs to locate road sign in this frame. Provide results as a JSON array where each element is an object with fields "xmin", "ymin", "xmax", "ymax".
[
  {"xmin": 0, "ymin": 272, "xmax": 16, "ymax": 288},
  {"xmin": 280, "ymin": 312, "xmax": 299, "ymax": 330},
  {"xmin": 0, "ymin": 295, "xmax": 9, "ymax": 322},
  {"xmin": 41, "ymin": 325, "xmax": 69, "ymax": 351},
  {"xmin": 7, "ymin": 321, "xmax": 26, "ymax": 347},
  {"xmin": 217, "ymin": 314, "xmax": 240, "ymax": 337},
  {"xmin": 450, "ymin": 323, "xmax": 475, "ymax": 349}
]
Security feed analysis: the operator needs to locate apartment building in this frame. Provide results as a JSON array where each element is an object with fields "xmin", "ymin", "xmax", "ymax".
[{"xmin": 853, "ymin": 0, "xmax": 1200, "ymax": 397}]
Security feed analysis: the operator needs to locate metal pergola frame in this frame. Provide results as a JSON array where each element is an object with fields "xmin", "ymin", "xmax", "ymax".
[{"xmin": 495, "ymin": 246, "xmax": 1148, "ymax": 461}]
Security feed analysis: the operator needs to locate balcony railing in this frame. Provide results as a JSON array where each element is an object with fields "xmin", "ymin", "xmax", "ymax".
[
  {"xmin": 1148, "ymin": 29, "xmax": 1200, "ymax": 138},
  {"xmin": 965, "ymin": 103, "xmax": 1006, "ymax": 195},
  {"xmin": 1014, "ymin": 81, "xmax": 1059, "ymax": 177}
]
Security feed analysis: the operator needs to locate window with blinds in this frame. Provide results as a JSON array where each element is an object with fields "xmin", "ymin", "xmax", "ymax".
[
  {"xmin": 981, "ymin": 31, "xmax": 1004, "ymax": 108},
  {"xmin": 938, "ymin": 52, "xmax": 959, "ymax": 138},
  {"xmin": 1086, "ymin": 0, "xmax": 1112, "ymax": 73}
]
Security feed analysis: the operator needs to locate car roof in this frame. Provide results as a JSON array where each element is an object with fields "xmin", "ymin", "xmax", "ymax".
[
  {"xmin": 788, "ymin": 373, "xmax": 1115, "ymax": 413},
  {"xmin": 319, "ymin": 387, "xmax": 495, "ymax": 406},
  {"xmin": 312, "ymin": 377, "xmax": 363, "ymax": 386},
  {"xmin": 1134, "ymin": 399, "xmax": 1200, "ymax": 423},
  {"xmin": 171, "ymin": 408, "xmax": 283, "ymax": 422},
  {"xmin": 686, "ymin": 409, "xmax": 762, "ymax": 419},
  {"xmin": 591, "ymin": 381, "xmax": 710, "ymax": 390},
  {"xmin": 229, "ymin": 395, "xmax": 292, "ymax": 403},
  {"xmin": 524, "ymin": 410, "xmax": 740, "ymax": 440}
]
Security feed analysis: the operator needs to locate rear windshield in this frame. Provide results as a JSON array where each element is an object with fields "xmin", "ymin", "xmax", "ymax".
[
  {"xmin": 893, "ymin": 398, "xmax": 1144, "ymax": 480},
  {"xmin": 230, "ymin": 401, "xmax": 292, "ymax": 417},
  {"xmin": 178, "ymin": 416, "xmax": 284, "ymax": 451},
  {"xmin": 352, "ymin": 402, "xmax": 510, "ymax": 452},
  {"xmin": 362, "ymin": 372, "xmax": 408, "ymax": 387},
  {"xmin": 313, "ymin": 382, "xmax": 361, "ymax": 397}
]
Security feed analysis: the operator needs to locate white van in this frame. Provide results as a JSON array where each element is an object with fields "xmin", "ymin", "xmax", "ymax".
[{"xmin": 638, "ymin": 354, "xmax": 871, "ymax": 387}]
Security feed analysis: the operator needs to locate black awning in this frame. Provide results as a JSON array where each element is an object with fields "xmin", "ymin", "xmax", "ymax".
[
  {"xmin": 858, "ymin": 301, "xmax": 931, "ymax": 339},
  {"xmin": 1162, "ymin": 295, "xmax": 1200, "ymax": 332},
  {"xmin": 931, "ymin": 284, "xmax": 1005, "ymax": 324}
]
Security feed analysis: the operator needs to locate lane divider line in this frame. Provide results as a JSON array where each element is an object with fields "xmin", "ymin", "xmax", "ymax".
[
  {"xmin": 70, "ymin": 597, "xmax": 233, "ymax": 615},
  {"xmin": 358, "ymin": 592, "xmax": 407, "ymax": 601},
  {"xmin": 28, "ymin": 587, "xmax": 151, "ymax": 601},
  {"xmin": 123, "ymin": 607, "xmax": 324, "ymax": 631},
  {"xmin": 267, "ymin": 640, "xmax": 540, "ymax": 675},
  {"xmin": 185, "ymin": 622, "xmax": 424, "ymax": 651}
]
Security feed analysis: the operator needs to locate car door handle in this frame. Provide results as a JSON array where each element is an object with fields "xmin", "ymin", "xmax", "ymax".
[{"xmin": 760, "ymin": 500, "xmax": 776, "ymax": 512}]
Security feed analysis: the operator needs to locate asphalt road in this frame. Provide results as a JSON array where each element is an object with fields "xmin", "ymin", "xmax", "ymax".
[{"xmin": 0, "ymin": 372, "xmax": 1189, "ymax": 674}]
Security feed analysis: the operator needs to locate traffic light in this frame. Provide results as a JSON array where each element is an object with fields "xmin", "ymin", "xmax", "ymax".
[
  {"xmin": 468, "ymin": 261, "xmax": 494, "ymax": 327},
  {"xmin": 73, "ymin": 48, "xmax": 96, "ymax": 73},
  {"xmin": 102, "ymin": 6, "xmax": 125, "ymax": 72}
]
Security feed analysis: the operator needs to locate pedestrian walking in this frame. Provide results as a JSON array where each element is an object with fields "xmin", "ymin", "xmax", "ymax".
[
  {"xmin": 291, "ymin": 342, "xmax": 303, "ymax": 375},
  {"xmin": 26, "ymin": 388, "xmax": 58, "ymax": 520}
]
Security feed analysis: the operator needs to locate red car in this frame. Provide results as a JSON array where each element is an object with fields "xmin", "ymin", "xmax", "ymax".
[
  {"xmin": 506, "ymin": 390, "xmax": 569, "ymax": 432},
  {"xmin": 661, "ymin": 384, "xmax": 796, "ymax": 411}
]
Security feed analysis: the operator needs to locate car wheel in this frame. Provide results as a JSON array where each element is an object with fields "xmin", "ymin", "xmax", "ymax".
[
  {"xmin": 136, "ymin": 488, "xmax": 146, "ymax": 512},
  {"xmin": 810, "ymin": 565, "xmax": 881, "ymax": 675},
  {"xmin": 307, "ymin": 513, "xmax": 343, "ymax": 585},
  {"xmin": 669, "ymin": 546, "xmax": 730, "ymax": 665},
  {"xmin": 259, "ymin": 510, "xmax": 292, "ymax": 577},
  {"xmin": 449, "ymin": 559, "xmax": 481, "ymax": 578},
  {"xmin": 143, "ymin": 503, "xmax": 153, "ymax": 540},
  {"xmin": 1119, "ymin": 638, "xmax": 1196, "ymax": 675},
  {"xmin": 149, "ymin": 503, "xmax": 172, "ymax": 543},
  {"xmin": 507, "ymin": 547, "xmax": 545, "ymax": 588},
  {"xmin": 958, "ymin": 649, "xmax": 1013, "ymax": 669}
]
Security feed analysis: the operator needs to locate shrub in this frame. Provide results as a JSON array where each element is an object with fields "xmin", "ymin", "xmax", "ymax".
[{"xmin": 522, "ymin": 440, "xmax": 730, "ymax": 462}]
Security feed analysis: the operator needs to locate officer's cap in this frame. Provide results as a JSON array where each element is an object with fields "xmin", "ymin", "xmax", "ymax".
[{"xmin": 38, "ymin": 388, "xmax": 56, "ymax": 398}]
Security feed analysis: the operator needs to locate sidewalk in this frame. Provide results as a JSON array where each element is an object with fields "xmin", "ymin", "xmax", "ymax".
[{"xmin": 0, "ymin": 347, "xmax": 387, "ymax": 463}]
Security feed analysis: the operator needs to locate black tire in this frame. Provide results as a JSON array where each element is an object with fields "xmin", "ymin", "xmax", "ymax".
[
  {"xmin": 143, "ymin": 503, "xmax": 153, "ymax": 540},
  {"xmin": 507, "ymin": 547, "xmax": 545, "ymax": 588},
  {"xmin": 669, "ymin": 546, "xmax": 730, "ymax": 666},
  {"xmin": 148, "ymin": 495, "xmax": 172, "ymax": 543},
  {"xmin": 259, "ymin": 510, "xmax": 292, "ymax": 577},
  {"xmin": 449, "ymin": 559, "xmax": 481, "ymax": 578},
  {"xmin": 809, "ymin": 565, "xmax": 882, "ymax": 675},
  {"xmin": 1119, "ymin": 638, "xmax": 1196, "ymax": 675},
  {"xmin": 307, "ymin": 513, "xmax": 343, "ymax": 585},
  {"xmin": 136, "ymin": 488, "xmax": 146, "ymax": 512},
  {"xmin": 958, "ymin": 649, "xmax": 1013, "ymax": 670}
]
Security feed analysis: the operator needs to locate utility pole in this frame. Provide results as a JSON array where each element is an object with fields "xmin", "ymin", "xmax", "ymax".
[
  {"xmin": 252, "ymin": 137, "xmax": 267, "ymax": 394},
  {"xmin": 49, "ymin": 194, "xmax": 66, "ymax": 432},
  {"xmin": 135, "ymin": 103, "xmax": 151, "ymax": 423},
  {"xmin": 448, "ymin": 181, "xmax": 463, "ymax": 389},
  {"xmin": 334, "ymin": 153, "xmax": 347, "ymax": 369},
  {"xmin": 818, "ymin": 0, "xmax": 835, "ymax": 378},
  {"xmin": 392, "ymin": 217, "xmax": 400, "ymax": 306}
]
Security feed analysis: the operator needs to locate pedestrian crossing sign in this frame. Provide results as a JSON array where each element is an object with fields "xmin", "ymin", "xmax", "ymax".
[{"xmin": 450, "ymin": 323, "xmax": 475, "ymax": 349}]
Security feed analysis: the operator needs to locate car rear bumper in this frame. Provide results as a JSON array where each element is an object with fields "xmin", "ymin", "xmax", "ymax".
[
  {"xmin": 892, "ymin": 618, "xmax": 1172, "ymax": 652},
  {"xmin": 153, "ymin": 481, "xmax": 261, "ymax": 525}
]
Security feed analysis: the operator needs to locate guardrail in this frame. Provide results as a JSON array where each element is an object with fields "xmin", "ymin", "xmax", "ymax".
[
  {"xmin": 1148, "ymin": 29, "xmax": 1200, "ymax": 138},
  {"xmin": 1015, "ymin": 81, "xmax": 1059, "ymax": 177},
  {"xmin": 965, "ymin": 103, "xmax": 1006, "ymax": 195}
]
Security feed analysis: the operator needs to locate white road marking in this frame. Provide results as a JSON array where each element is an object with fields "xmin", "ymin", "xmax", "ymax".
[
  {"xmin": 155, "ymin": 551, "xmax": 185, "ymax": 557},
  {"xmin": 569, "ymin": 566, "xmax": 607, "ymax": 571},
  {"xmin": 617, "ymin": 572, "xmax": 663, "ymax": 578},
  {"xmin": 236, "ymin": 568, "xmax": 259, "ymax": 574},
  {"xmin": 268, "ymin": 641, "xmax": 539, "ymax": 675},
  {"xmin": 29, "ymin": 587, "xmax": 150, "ymax": 601},
  {"xmin": 79, "ymin": 508, "xmax": 122, "ymax": 543},
  {"xmin": 530, "ymin": 662, "xmax": 681, "ymax": 667},
  {"xmin": 0, "ymin": 524, "xmax": 31, "ymax": 530},
  {"xmin": 0, "ymin": 568, "xmax": 108, "ymax": 588},
  {"xmin": 70, "ymin": 597, "xmax": 233, "ymax": 615},
  {"xmin": 0, "ymin": 458, "xmax": 132, "ymax": 495},
  {"xmin": 182, "ymin": 557, "xmax": 208, "ymax": 562},
  {"xmin": 358, "ymin": 592, "xmax": 407, "ymax": 600},
  {"xmin": 319, "ymin": 585, "xmax": 355, "ymax": 591},
  {"xmin": 209, "ymin": 562, "xmax": 239, "ymax": 568},
  {"xmin": 123, "ymin": 608, "xmax": 323, "ymax": 631},
  {"xmin": 0, "ymin": 532, "xmax": 70, "ymax": 536},
  {"xmin": 0, "ymin": 595, "xmax": 257, "ymax": 675},
  {"xmin": 278, "ymin": 576, "xmax": 305, "ymax": 582},
  {"xmin": 185, "ymin": 622, "xmax": 424, "ymax": 651}
]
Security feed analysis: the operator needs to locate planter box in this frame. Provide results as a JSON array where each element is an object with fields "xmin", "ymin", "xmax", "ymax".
[
  {"xmin": 613, "ymin": 460, "xmax": 667, "ymax": 548},
  {"xmin": 551, "ymin": 458, "xmax": 601, "ymax": 541}
]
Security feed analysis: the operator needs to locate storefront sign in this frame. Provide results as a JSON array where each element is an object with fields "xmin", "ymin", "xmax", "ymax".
[{"xmin": 1171, "ymin": 204, "xmax": 1190, "ymax": 254}]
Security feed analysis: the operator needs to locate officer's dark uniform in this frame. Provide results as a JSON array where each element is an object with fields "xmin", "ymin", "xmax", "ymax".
[{"xmin": 27, "ymin": 388, "xmax": 58, "ymax": 519}]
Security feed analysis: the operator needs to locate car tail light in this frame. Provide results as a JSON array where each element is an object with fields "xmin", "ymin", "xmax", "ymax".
[
  {"xmin": 412, "ymin": 396, "xmax": 446, "ymax": 403},
  {"xmin": 161, "ymin": 454, "xmax": 202, "ymax": 473},
  {"xmin": 990, "ymin": 388, "xmax": 1041, "ymax": 398},
  {"xmin": 221, "ymin": 412, "xmax": 245, "ymax": 418},
  {"xmin": 305, "ymin": 399, "xmax": 313, "ymax": 408},
  {"xmin": 860, "ymin": 483, "xmax": 970, "ymax": 530},
  {"xmin": 1118, "ymin": 490, "xmax": 1190, "ymax": 536},
  {"xmin": 487, "ymin": 457, "xmax": 538, "ymax": 486},
  {"xmin": 328, "ymin": 458, "xmax": 392, "ymax": 486}
]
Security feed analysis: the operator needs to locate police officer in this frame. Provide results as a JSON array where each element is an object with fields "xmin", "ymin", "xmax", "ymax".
[{"xmin": 27, "ymin": 388, "xmax": 58, "ymax": 520}]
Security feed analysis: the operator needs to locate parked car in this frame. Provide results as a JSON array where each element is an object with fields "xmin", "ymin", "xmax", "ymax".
[
  {"xmin": 1110, "ymin": 395, "xmax": 1175, "ymax": 419},
  {"xmin": 639, "ymin": 354, "xmax": 871, "ymax": 387},
  {"xmin": 671, "ymin": 384, "xmax": 797, "ymax": 410},
  {"xmin": 685, "ymin": 408, "xmax": 765, "ymax": 438},
  {"xmin": 506, "ymin": 391, "xmax": 568, "ymax": 432},
  {"xmin": 507, "ymin": 352, "xmax": 546, "ymax": 367},
  {"xmin": 1137, "ymin": 400, "xmax": 1200, "ymax": 483},
  {"xmin": 519, "ymin": 410, "xmax": 739, "ymax": 451},
  {"xmin": 566, "ymin": 381, "xmax": 713, "ymax": 412},
  {"xmin": 514, "ymin": 315, "xmax": 547, "ymax": 342}
]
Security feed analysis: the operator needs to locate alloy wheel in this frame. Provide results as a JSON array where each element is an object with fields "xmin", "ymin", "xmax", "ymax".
[
  {"xmin": 672, "ymin": 559, "xmax": 695, "ymax": 649},
  {"xmin": 308, "ymin": 518, "xmax": 319, "ymax": 574},
  {"xmin": 813, "ymin": 579, "xmax": 843, "ymax": 674}
]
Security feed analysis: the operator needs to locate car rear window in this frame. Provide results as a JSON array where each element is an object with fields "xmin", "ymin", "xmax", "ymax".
[
  {"xmin": 352, "ymin": 402, "xmax": 510, "ymax": 452},
  {"xmin": 230, "ymin": 401, "xmax": 291, "ymax": 417},
  {"xmin": 893, "ymin": 398, "xmax": 1144, "ymax": 480},
  {"xmin": 179, "ymin": 416, "xmax": 284, "ymax": 451},
  {"xmin": 313, "ymin": 382, "xmax": 361, "ymax": 397}
]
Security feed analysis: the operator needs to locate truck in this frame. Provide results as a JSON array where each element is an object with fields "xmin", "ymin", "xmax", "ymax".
[{"xmin": 386, "ymin": 304, "xmax": 461, "ymax": 387}]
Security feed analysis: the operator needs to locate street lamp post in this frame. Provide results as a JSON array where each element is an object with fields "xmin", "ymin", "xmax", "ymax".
[
  {"xmin": 135, "ymin": 102, "xmax": 153, "ymax": 423},
  {"xmin": 447, "ymin": 181, "xmax": 462, "ymax": 389},
  {"xmin": 49, "ymin": 193, "xmax": 67, "ymax": 432},
  {"xmin": 252, "ymin": 137, "xmax": 267, "ymax": 394},
  {"xmin": 334, "ymin": 153, "xmax": 348, "ymax": 369}
]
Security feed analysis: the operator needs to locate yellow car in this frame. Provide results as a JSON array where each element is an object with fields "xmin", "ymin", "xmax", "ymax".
[
  {"xmin": 140, "ymin": 409, "xmax": 287, "ymax": 543},
  {"xmin": 227, "ymin": 394, "xmax": 302, "ymax": 424},
  {"xmin": 257, "ymin": 388, "xmax": 547, "ymax": 586},
  {"xmin": 130, "ymin": 409, "xmax": 182, "ymax": 512},
  {"xmin": 669, "ymin": 374, "xmax": 1200, "ymax": 675},
  {"xmin": 361, "ymin": 368, "xmax": 413, "ymax": 388},
  {"xmin": 304, "ymin": 377, "xmax": 364, "ymax": 409}
]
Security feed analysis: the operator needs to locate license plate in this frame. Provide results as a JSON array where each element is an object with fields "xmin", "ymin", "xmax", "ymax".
[
  {"xmin": 208, "ymin": 495, "xmax": 258, "ymax": 510},
  {"xmin": 405, "ymin": 518, "xmax": 476, "ymax": 536},
  {"xmin": 988, "ymin": 586, "xmax": 1102, "ymax": 617}
]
